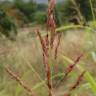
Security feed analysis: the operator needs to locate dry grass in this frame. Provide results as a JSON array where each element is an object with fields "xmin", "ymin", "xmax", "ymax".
[{"xmin": 0, "ymin": 27, "xmax": 96, "ymax": 96}]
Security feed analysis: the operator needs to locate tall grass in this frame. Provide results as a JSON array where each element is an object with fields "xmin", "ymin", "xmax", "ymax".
[{"xmin": 0, "ymin": 0, "xmax": 96, "ymax": 96}]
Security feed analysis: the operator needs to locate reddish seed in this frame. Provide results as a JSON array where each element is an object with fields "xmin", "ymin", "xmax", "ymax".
[
  {"xmin": 47, "ymin": 0, "xmax": 56, "ymax": 49},
  {"xmin": 70, "ymin": 71, "xmax": 85, "ymax": 90},
  {"xmin": 54, "ymin": 54, "xmax": 83, "ymax": 88},
  {"xmin": 54, "ymin": 33, "xmax": 61, "ymax": 59},
  {"xmin": 5, "ymin": 66, "xmax": 36, "ymax": 96}
]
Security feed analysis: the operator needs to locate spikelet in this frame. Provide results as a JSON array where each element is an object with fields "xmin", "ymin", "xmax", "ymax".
[
  {"xmin": 54, "ymin": 54, "xmax": 83, "ymax": 88},
  {"xmin": 54, "ymin": 33, "xmax": 61, "ymax": 59},
  {"xmin": 70, "ymin": 71, "xmax": 85, "ymax": 90},
  {"xmin": 5, "ymin": 66, "xmax": 36, "ymax": 96},
  {"xmin": 47, "ymin": 0, "xmax": 56, "ymax": 48}
]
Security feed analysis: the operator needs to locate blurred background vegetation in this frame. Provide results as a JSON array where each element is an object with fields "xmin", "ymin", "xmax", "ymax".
[{"xmin": 0, "ymin": 0, "xmax": 96, "ymax": 38}]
